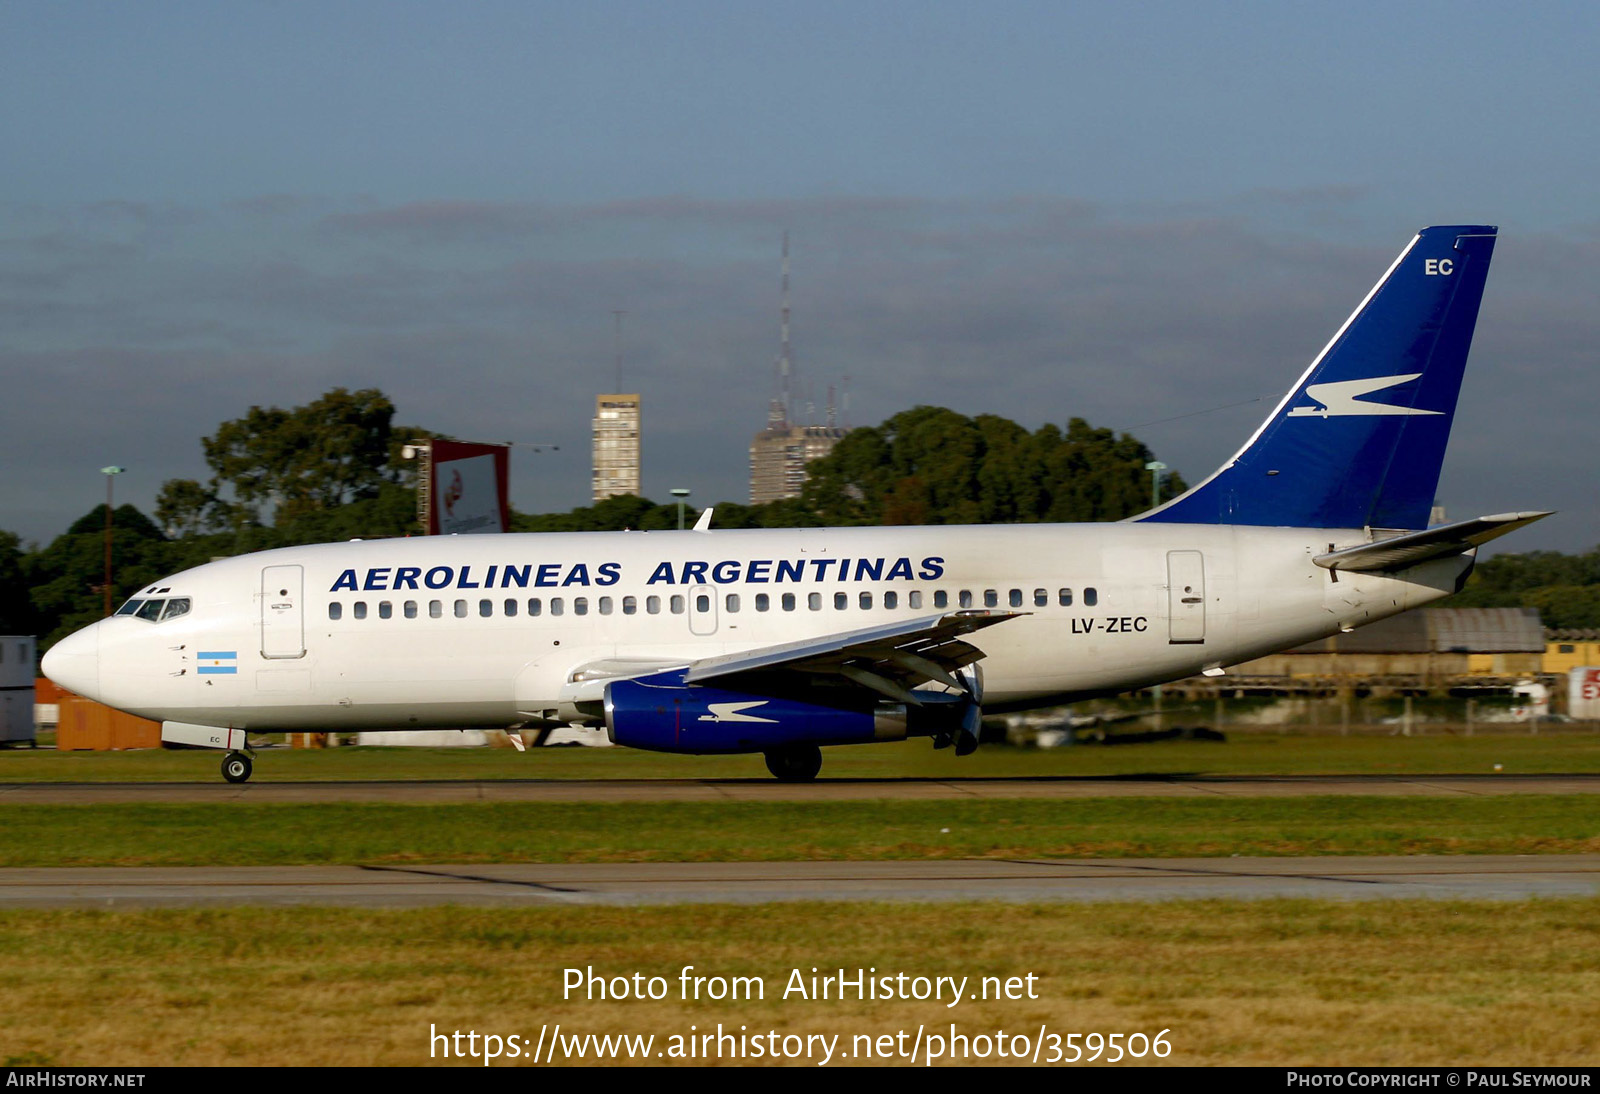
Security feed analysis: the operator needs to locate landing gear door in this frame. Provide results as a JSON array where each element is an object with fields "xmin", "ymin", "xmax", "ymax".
[
  {"xmin": 1167, "ymin": 550, "xmax": 1206, "ymax": 644},
  {"xmin": 261, "ymin": 564, "xmax": 306, "ymax": 659}
]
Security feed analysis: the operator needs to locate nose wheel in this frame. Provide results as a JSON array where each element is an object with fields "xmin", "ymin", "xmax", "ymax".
[{"xmin": 221, "ymin": 751, "xmax": 253, "ymax": 784}]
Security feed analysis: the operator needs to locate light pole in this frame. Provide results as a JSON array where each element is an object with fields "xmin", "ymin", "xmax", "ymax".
[
  {"xmin": 1144, "ymin": 460, "xmax": 1167, "ymax": 512},
  {"xmin": 670, "ymin": 488, "xmax": 691, "ymax": 530},
  {"xmin": 100, "ymin": 466, "xmax": 125, "ymax": 616}
]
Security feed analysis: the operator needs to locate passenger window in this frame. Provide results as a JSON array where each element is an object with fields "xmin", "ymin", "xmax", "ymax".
[
  {"xmin": 755, "ymin": 593, "xmax": 769, "ymax": 612},
  {"xmin": 725, "ymin": 594, "xmax": 739, "ymax": 613},
  {"xmin": 983, "ymin": 589, "xmax": 998, "ymax": 608},
  {"xmin": 479, "ymin": 599, "xmax": 492, "ymax": 618},
  {"xmin": 909, "ymin": 591, "xmax": 922, "ymax": 609},
  {"xmin": 933, "ymin": 591, "xmax": 947, "ymax": 609},
  {"xmin": 454, "ymin": 600, "xmax": 468, "ymax": 618},
  {"xmin": 379, "ymin": 601, "xmax": 393, "ymax": 619},
  {"xmin": 328, "ymin": 602, "xmax": 342, "ymax": 621},
  {"xmin": 959, "ymin": 590, "xmax": 973, "ymax": 608},
  {"xmin": 160, "ymin": 598, "xmax": 191, "ymax": 621},
  {"xmin": 574, "ymin": 598, "xmax": 588, "ymax": 616},
  {"xmin": 405, "ymin": 601, "xmax": 418, "ymax": 619},
  {"xmin": 859, "ymin": 592, "xmax": 872, "ymax": 609},
  {"xmin": 1009, "ymin": 589, "xmax": 1023, "ymax": 608},
  {"xmin": 354, "ymin": 602, "xmax": 368, "ymax": 620},
  {"xmin": 646, "ymin": 596, "xmax": 660, "ymax": 615},
  {"xmin": 782, "ymin": 592, "xmax": 795, "ymax": 611},
  {"xmin": 551, "ymin": 598, "xmax": 565, "ymax": 616},
  {"xmin": 695, "ymin": 594, "xmax": 710, "ymax": 613},
  {"xmin": 808, "ymin": 592, "xmax": 821, "ymax": 611},
  {"xmin": 504, "ymin": 599, "xmax": 517, "ymax": 618},
  {"xmin": 1085, "ymin": 587, "xmax": 1098, "ymax": 606},
  {"xmin": 884, "ymin": 591, "xmax": 898, "ymax": 609},
  {"xmin": 429, "ymin": 601, "xmax": 442, "ymax": 618},
  {"xmin": 528, "ymin": 598, "xmax": 542, "ymax": 617},
  {"xmin": 1034, "ymin": 589, "xmax": 1048, "ymax": 607},
  {"xmin": 1058, "ymin": 588, "xmax": 1073, "ymax": 606},
  {"xmin": 834, "ymin": 592, "xmax": 847, "ymax": 610},
  {"xmin": 670, "ymin": 595, "xmax": 685, "ymax": 614},
  {"xmin": 136, "ymin": 599, "xmax": 165, "ymax": 622},
  {"xmin": 599, "ymin": 597, "xmax": 613, "ymax": 615},
  {"xmin": 623, "ymin": 596, "xmax": 637, "ymax": 615}
]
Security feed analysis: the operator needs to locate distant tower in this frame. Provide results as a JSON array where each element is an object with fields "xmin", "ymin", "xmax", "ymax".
[
  {"xmin": 750, "ymin": 233, "xmax": 846, "ymax": 504},
  {"xmin": 593, "ymin": 313, "xmax": 641, "ymax": 502},
  {"xmin": 593, "ymin": 394, "xmax": 641, "ymax": 502}
]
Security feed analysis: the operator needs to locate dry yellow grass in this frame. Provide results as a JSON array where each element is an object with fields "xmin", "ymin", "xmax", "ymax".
[{"xmin": 2, "ymin": 900, "xmax": 1597, "ymax": 1066}]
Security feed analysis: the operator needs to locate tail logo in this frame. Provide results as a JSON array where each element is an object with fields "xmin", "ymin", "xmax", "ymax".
[{"xmin": 1287, "ymin": 374, "xmax": 1443, "ymax": 418}]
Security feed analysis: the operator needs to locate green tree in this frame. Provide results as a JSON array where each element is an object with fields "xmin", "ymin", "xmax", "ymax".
[
  {"xmin": 176, "ymin": 388, "xmax": 407, "ymax": 527},
  {"xmin": 27, "ymin": 506, "xmax": 175, "ymax": 647},
  {"xmin": 793, "ymin": 406, "xmax": 1183, "ymax": 526},
  {"xmin": 0, "ymin": 530, "xmax": 32, "ymax": 636}
]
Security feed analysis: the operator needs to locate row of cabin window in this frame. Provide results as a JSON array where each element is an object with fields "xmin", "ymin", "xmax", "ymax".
[{"xmin": 326, "ymin": 586, "xmax": 1098, "ymax": 621}]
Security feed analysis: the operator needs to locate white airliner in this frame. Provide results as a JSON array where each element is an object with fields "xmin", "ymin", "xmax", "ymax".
[{"xmin": 44, "ymin": 225, "xmax": 1547, "ymax": 782}]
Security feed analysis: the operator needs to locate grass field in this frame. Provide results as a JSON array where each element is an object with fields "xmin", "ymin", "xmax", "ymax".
[
  {"xmin": 4, "ymin": 796, "xmax": 1599, "ymax": 867},
  {"xmin": 5, "ymin": 733, "xmax": 1600, "ymax": 782},
  {"xmin": 2, "ymin": 900, "xmax": 1596, "ymax": 1066},
  {"xmin": 6, "ymin": 733, "xmax": 1597, "ymax": 1066}
]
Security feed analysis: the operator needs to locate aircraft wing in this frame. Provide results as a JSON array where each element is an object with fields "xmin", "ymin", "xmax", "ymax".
[
  {"xmin": 684, "ymin": 610, "xmax": 1024, "ymax": 702},
  {"xmin": 1313, "ymin": 511, "xmax": 1553, "ymax": 573},
  {"xmin": 557, "ymin": 610, "xmax": 1025, "ymax": 713}
]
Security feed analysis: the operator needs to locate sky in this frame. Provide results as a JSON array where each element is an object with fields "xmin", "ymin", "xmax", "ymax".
[{"xmin": 2, "ymin": 1, "xmax": 1596, "ymax": 553}]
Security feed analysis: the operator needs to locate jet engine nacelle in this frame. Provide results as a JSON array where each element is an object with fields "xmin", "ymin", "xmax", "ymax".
[{"xmin": 604, "ymin": 670, "xmax": 907, "ymax": 754}]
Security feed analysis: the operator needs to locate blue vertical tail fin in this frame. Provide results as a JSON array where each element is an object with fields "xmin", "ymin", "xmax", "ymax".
[{"xmin": 1138, "ymin": 225, "xmax": 1498, "ymax": 530}]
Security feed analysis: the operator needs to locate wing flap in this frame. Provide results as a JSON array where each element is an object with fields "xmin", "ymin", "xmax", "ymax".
[{"xmin": 1314, "ymin": 511, "xmax": 1553, "ymax": 573}]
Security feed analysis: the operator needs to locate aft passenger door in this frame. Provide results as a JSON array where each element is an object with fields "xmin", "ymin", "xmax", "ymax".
[
  {"xmin": 261, "ymin": 565, "xmax": 306, "ymax": 659},
  {"xmin": 1167, "ymin": 550, "xmax": 1206, "ymax": 644}
]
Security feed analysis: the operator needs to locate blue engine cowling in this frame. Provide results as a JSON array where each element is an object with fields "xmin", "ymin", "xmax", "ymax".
[{"xmin": 604, "ymin": 669, "xmax": 906, "ymax": 754}]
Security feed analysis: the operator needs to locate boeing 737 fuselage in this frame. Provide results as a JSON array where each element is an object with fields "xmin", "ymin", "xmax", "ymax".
[{"xmin": 43, "ymin": 225, "xmax": 1548, "ymax": 781}]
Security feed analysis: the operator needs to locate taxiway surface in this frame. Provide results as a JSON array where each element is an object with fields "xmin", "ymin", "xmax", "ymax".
[
  {"xmin": 2, "ymin": 856, "xmax": 1596, "ymax": 907},
  {"xmin": 3, "ymin": 772, "xmax": 1596, "ymax": 804}
]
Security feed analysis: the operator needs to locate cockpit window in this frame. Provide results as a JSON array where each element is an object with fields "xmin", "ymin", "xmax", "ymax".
[{"xmin": 118, "ymin": 596, "xmax": 192, "ymax": 623}]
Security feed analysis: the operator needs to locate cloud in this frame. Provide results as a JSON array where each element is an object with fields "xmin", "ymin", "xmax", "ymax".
[{"xmin": 2, "ymin": 194, "xmax": 1594, "ymax": 552}]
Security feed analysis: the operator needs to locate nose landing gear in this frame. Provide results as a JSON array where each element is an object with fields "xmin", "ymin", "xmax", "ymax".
[{"xmin": 221, "ymin": 751, "xmax": 254, "ymax": 784}]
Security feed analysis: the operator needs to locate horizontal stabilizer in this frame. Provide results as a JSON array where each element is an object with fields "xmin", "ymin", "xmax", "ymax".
[{"xmin": 1313, "ymin": 511, "xmax": 1553, "ymax": 573}]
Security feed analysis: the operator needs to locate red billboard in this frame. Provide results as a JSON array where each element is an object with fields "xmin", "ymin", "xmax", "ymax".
[{"xmin": 426, "ymin": 440, "xmax": 510, "ymax": 535}]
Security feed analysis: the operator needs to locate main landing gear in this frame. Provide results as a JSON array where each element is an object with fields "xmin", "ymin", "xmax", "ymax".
[
  {"xmin": 763, "ymin": 743, "xmax": 822, "ymax": 782},
  {"xmin": 221, "ymin": 750, "xmax": 254, "ymax": 784}
]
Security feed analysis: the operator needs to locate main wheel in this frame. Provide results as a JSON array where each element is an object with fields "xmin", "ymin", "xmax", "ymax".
[
  {"xmin": 221, "ymin": 752, "xmax": 253, "ymax": 784},
  {"xmin": 763, "ymin": 744, "xmax": 822, "ymax": 781}
]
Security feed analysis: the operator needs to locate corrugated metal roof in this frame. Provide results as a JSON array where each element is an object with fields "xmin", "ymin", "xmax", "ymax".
[
  {"xmin": 1288, "ymin": 607, "xmax": 1545, "ymax": 654},
  {"xmin": 1428, "ymin": 607, "xmax": 1545, "ymax": 652}
]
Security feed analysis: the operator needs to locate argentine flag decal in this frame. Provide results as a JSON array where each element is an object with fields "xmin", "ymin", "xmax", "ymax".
[{"xmin": 198, "ymin": 651, "xmax": 238, "ymax": 675}]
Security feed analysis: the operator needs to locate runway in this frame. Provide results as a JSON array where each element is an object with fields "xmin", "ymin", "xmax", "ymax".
[
  {"xmin": 2, "ymin": 855, "xmax": 1597, "ymax": 907},
  {"xmin": 3, "ymin": 772, "xmax": 1598, "ymax": 804}
]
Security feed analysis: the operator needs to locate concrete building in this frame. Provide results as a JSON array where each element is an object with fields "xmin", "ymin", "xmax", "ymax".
[
  {"xmin": 591, "ymin": 393, "xmax": 641, "ymax": 502},
  {"xmin": 749, "ymin": 412, "xmax": 846, "ymax": 504}
]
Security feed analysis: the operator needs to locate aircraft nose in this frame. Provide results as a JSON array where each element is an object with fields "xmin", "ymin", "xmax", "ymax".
[{"xmin": 42, "ymin": 624, "xmax": 100, "ymax": 700}]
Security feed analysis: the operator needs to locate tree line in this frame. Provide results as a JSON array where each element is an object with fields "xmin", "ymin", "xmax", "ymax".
[{"xmin": 6, "ymin": 387, "xmax": 1591, "ymax": 651}]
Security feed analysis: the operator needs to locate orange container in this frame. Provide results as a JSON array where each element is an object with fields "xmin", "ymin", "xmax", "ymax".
[{"xmin": 55, "ymin": 694, "xmax": 161, "ymax": 750}]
